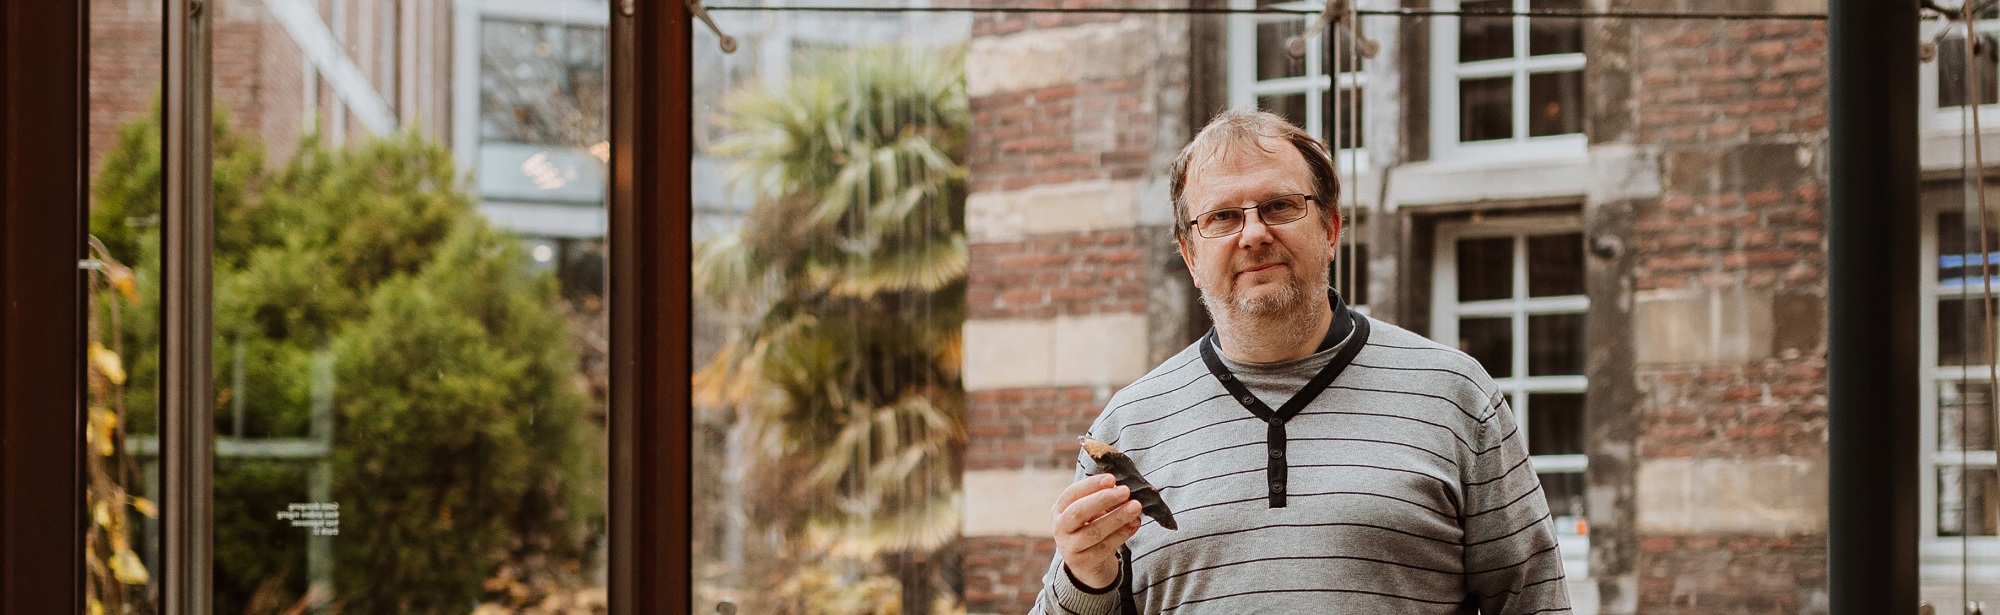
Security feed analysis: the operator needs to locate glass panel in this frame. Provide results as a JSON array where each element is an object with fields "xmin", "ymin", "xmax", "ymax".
[
  {"xmin": 693, "ymin": 11, "xmax": 970, "ymax": 614},
  {"xmin": 1327, "ymin": 86, "xmax": 1365, "ymax": 150},
  {"xmin": 1538, "ymin": 471, "xmax": 1587, "ymax": 518},
  {"xmin": 1940, "ymin": 466, "xmax": 2000, "ymax": 537},
  {"xmin": 1938, "ymin": 297, "xmax": 1996, "ymax": 367},
  {"xmin": 1938, "ymin": 210, "xmax": 2000, "ymax": 287},
  {"xmin": 1940, "ymin": 380, "xmax": 1997, "ymax": 451},
  {"xmin": 1527, "ymin": 232, "xmax": 1584, "ymax": 297},
  {"xmin": 207, "ymin": 1, "xmax": 610, "ymax": 611},
  {"xmin": 1458, "ymin": 0, "xmax": 1514, "ymax": 62},
  {"xmin": 1528, "ymin": 313, "xmax": 1585, "ymax": 376},
  {"xmin": 1456, "ymin": 235, "xmax": 1515, "ymax": 301},
  {"xmin": 1256, "ymin": 19, "xmax": 1307, "ymax": 80},
  {"xmin": 1260, "ymin": 92, "xmax": 1310, "ymax": 132},
  {"xmin": 1528, "ymin": 0, "xmax": 1584, "ymax": 56},
  {"xmin": 1459, "ymin": 316, "xmax": 1515, "ymax": 378},
  {"xmin": 1528, "ymin": 393, "xmax": 1585, "ymax": 455},
  {"xmin": 85, "ymin": 0, "xmax": 164, "ymax": 610},
  {"xmin": 1939, "ymin": 34, "xmax": 2000, "ymax": 108},
  {"xmin": 1528, "ymin": 71, "xmax": 1584, "ymax": 137},
  {"xmin": 1333, "ymin": 242, "xmax": 1370, "ymax": 306},
  {"xmin": 1460, "ymin": 76, "xmax": 1514, "ymax": 142}
]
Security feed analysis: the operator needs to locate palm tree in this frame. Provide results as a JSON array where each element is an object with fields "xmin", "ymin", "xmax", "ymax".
[{"xmin": 694, "ymin": 45, "xmax": 968, "ymax": 614}]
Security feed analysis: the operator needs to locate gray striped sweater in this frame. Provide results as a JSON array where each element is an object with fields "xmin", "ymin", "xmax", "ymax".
[{"xmin": 1031, "ymin": 309, "xmax": 1572, "ymax": 614}]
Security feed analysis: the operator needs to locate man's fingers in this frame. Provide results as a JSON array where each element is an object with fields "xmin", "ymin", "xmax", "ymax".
[
  {"xmin": 1064, "ymin": 498, "xmax": 1141, "ymax": 548},
  {"xmin": 1051, "ymin": 473, "xmax": 1115, "ymax": 516},
  {"xmin": 1071, "ymin": 504, "xmax": 1143, "ymax": 561}
]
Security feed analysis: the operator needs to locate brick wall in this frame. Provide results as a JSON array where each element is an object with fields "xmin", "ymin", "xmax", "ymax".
[{"xmin": 1622, "ymin": 15, "xmax": 1830, "ymax": 614}]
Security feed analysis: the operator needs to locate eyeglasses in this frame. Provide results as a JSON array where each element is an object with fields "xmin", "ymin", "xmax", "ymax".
[{"xmin": 1186, "ymin": 193, "xmax": 1316, "ymax": 239}]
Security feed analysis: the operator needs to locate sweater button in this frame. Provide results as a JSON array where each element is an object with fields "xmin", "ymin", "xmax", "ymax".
[
  {"xmin": 1239, "ymin": 396, "xmax": 1256, "ymax": 405},
  {"xmin": 1270, "ymin": 480, "xmax": 1286, "ymax": 494},
  {"xmin": 1269, "ymin": 448, "xmax": 1284, "ymax": 459}
]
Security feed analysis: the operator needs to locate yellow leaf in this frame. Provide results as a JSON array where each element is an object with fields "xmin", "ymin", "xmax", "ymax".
[
  {"xmin": 88, "ymin": 343, "xmax": 127, "ymax": 385},
  {"xmin": 93, "ymin": 501, "xmax": 112, "ymax": 528},
  {"xmin": 89, "ymin": 408, "xmax": 118, "ymax": 457},
  {"xmin": 109, "ymin": 548, "xmax": 149, "ymax": 585},
  {"xmin": 131, "ymin": 496, "xmax": 157, "ymax": 518},
  {"xmin": 106, "ymin": 264, "xmax": 138, "ymax": 303},
  {"xmin": 88, "ymin": 597, "xmax": 103, "ymax": 615}
]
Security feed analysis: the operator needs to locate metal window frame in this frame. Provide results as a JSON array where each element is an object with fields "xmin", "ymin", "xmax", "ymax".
[
  {"xmin": 0, "ymin": 0, "xmax": 86, "ymax": 612},
  {"xmin": 1426, "ymin": 0, "xmax": 1587, "ymax": 164}
]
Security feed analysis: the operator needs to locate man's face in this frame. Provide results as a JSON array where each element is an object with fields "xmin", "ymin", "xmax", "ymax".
[{"xmin": 1177, "ymin": 138, "xmax": 1338, "ymax": 323}]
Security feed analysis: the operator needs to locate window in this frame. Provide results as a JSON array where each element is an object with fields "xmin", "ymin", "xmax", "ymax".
[
  {"xmin": 1432, "ymin": 218, "xmax": 1589, "ymax": 578},
  {"xmin": 1429, "ymin": 0, "xmax": 1586, "ymax": 162},
  {"xmin": 1921, "ymin": 206, "xmax": 2000, "ymax": 589},
  {"xmin": 1228, "ymin": 0, "xmax": 1367, "ymax": 166}
]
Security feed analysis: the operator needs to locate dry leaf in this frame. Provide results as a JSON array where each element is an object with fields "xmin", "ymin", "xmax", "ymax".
[
  {"xmin": 110, "ymin": 548, "xmax": 149, "ymax": 585},
  {"xmin": 131, "ymin": 496, "xmax": 157, "ymax": 518},
  {"xmin": 88, "ymin": 343, "xmax": 127, "ymax": 385},
  {"xmin": 106, "ymin": 264, "xmax": 138, "ymax": 303}
]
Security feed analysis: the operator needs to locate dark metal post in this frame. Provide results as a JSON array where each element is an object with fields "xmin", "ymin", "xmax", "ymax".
[
  {"xmin": 1827, "ymin": 0, "xmax": 1920, "ymax": 613},
  {"xmin": 0, "ymin": 0, "xmax": 86, "ymax": 612},
  {"xmin": 162, "ymin": 0, "xmax": 215, "ymax": 612}
]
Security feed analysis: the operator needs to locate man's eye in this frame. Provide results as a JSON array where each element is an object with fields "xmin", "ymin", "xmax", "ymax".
[
  {"xmin": 1264, "ymin": 199, "xmax": 1298, "ymax": 214},
  {"xmin": 1207, "ymin": 210, "xmax": 1243, "ymax": 223}
]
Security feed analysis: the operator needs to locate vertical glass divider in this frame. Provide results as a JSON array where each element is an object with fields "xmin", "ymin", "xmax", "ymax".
[{"xmin": 161, "ymin": 0, "xmax": 214, "ymax": 612}]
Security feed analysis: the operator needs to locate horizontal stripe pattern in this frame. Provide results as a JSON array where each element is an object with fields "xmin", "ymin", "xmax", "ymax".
[{"xmin": 1031, "ymin": 316, "xmax": 1570, "ymax": 615}]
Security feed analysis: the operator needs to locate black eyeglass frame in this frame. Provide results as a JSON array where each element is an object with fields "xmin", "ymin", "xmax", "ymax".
[{"xmin": 1185, "ymin": 193, "xmax": 1318, "ymax": 239}]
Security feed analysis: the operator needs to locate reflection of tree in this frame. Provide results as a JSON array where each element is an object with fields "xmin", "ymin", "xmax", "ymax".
[
  {"xmin": 694, "ymin": 46, "xmax": 968, "ymax": 615},
  {"xmin": 480, "ymin": 21, "xmax": 606, "ymax": 149},
  {"xmin": 90, "ymin": 110, "xmax": 601, "ymax": 614}
]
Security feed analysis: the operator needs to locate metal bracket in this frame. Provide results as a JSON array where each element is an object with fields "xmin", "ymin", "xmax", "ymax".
[
  {"xmin": 687, "ymin": 0, "xmax": 738, "ymax": 53},
  {"xmin": 1287, "ymin": 0, "xmax": 1379, "ymax": 59}
]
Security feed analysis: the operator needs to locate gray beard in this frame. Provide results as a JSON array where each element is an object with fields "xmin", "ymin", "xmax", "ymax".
[{"xmin": 1200, "ymin": 263, "xmax": 1326, "ymax": 333}]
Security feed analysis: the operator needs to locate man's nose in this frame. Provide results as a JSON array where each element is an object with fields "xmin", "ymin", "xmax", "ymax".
[{"xmin": 1236, "ymin": 209, "xmax": 1276, "ymax": 248}]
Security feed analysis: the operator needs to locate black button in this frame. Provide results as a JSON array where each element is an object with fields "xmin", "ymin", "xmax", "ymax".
[
  {"xmin": 1269, "ymin": 448, "xmax": 1284, "ymax": 459},
  {"xmin": 1219, "ymin": 373, "xmax": 1233, "ymax": 381},
  {"xmin": 1239, "ymin": 396, "xmax": 1256, "ymax": 405},
  {"xmin": 1270, "ymin": 480, "xmax": 1286, "ymax": 493},
  {"xmin": 1268, "ymin": 417, "xmax": 1282, "ymax": 426}
]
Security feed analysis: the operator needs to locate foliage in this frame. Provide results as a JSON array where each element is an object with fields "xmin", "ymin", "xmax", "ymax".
[
  {"xmin": 693, "ymin": 45, "xmax": 968, "ymax": 614},
  {"xmin": 89, "ymin": 111, "xmax": 597, "ymax": 614}
]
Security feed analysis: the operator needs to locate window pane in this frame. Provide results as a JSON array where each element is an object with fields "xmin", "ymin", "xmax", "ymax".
[
  {"xmin": 1260, "ymin": 92, "xmax": 1310, "ymax": 132},
  {"xmin": 1528, "ymin": 313, "xmax": 1585, "ymax": 376},
  {"xmin": 1333, "ymin": 242, "xmax": 1370, "ymax": 306},
  {"xmin": 1938, "ymin": 297, "xmax": 1996, "ymax": 367},
  {"xmin": 1327, "ymin": 86, "xmax": 1365, "ymax": 150},
  {"xmin": 1459, "ymin": 316, "xmax": 1515, "ymax": 378},
  {"xmin": 1939, "ymin": 466, "xmax": 2000, "ymax": 536},
  {"xmin": 85, "ymin": 0, "xmax": 164, "ymax": 609},
  {"xmin": 1257, "ymin": 19, "xmax": 1307, "ymax": 80},
  {"xmin": 1528, "ymin": 393, "xmax": 1585, "ymax": 456},
  {"xmin": 1528, "ymin": 0, "xmax": 1584, "ymax": 56},
  {"xmin": 1939, "ymin": 35, "xmax": 2000, "ymax": 108},
  {"xmin": 207, "ymin": 1, "xmax": 611, "ymax": 611},
  {"xmin": 1940, "ymin": 380, "xmax": 1997, "ymax": 451},
  {"xmin": 1459, "ymin": 0, "xmax": 1515, "ymax": 62},
  {"xmin": 1456, "ymin": 235, "xmax": 1515, "ymax": 301},
  {"xmin": 1539, "ymin": 471, "xmax": 1587, "ymax": 518},
  {"xmin": 1460, "ymin": 76, "xmax": 1514, "ymax": 142},
  {"xmin": 1527, "ymin": 232, "xmax": 1584, "ymax": 297},
  {"xmin": 1528, "ymin": 71, "xmax": 1584, "ymax": 137},
  {"xmin": 1938, "ymin": 210, "xmax": 2000, "ymax": 286}
]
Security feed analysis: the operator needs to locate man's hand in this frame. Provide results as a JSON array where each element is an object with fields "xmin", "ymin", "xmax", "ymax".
[{"xmin": 1052, "ymin": 473, "xmax": 1144, "ymax": 591}]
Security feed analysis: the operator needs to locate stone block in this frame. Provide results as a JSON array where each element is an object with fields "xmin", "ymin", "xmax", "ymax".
[
  {"xmin": 967, "ymin": 18, "xmax": 1154, "ymax": 97},
  {"xmin": 967, "ymin": 179, "xmax": 1141, "ymax": 242},
  {"xmin": 1635, "ymin": 457, "xmax": 1826, "ymax": 536},
  {"xmin": 1632, "ymin": 288, "xmax": 1775, "ymax": 366},
  {"xmin": 963, "ymin": 468, "xmax": 1078, "ymax": 537},
  {"xmin": 963, "ymin": 313, "xmax": 1151, "ymax": 390}
]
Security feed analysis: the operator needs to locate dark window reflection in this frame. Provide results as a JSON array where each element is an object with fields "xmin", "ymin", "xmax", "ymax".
[
  {"xmin": 1528, "ymin": 0, "xmax": 1583, "ymax": 56},
  {"xmin": 1939, "ymin": 35, "xmax": 2000, "ymax": 108},
  {"xmin": 1937, "ymin": 211, "xmax": 2000, "ymax": 286},
  {"xmin": 1528, "ymin": 313, "xmax": 1584, "ymax": 376},
  {"xmin": 1527, "ymin": 232, "xmax": 1584, "ymax": 296},
  {"xmin": 1939, "ymin": 380, "xmax": 1997, "ymax": 451},
  {"xmin": 1528, "ymin": 393, "xmax": 1585, "ymax": 456},
  {"xmin": 1460, "ymin": 76, "xmax": 1513, "ymax": 142},
  {"xmin": 1331, "ymin": 242, "xmax": 1369, "ymax": 306},
  {"xmin": 1457, "ymin": 235, "xmax": 1514, "ymax": 301},
  {"xmin": 1539, "ymin": 472, "xmax": 1587, "ymax": 518},
  {"xmin": 481, "ymin": 20, "xmax": 608, "ymax": 146},
  {"xmin": 1938, "ymin": 297, "xmax": 1994, "ymax": 366},
  {"xmin": 1257, "ymin": 19, "xmax": 1307, "ymax": 81},
  {"xmin": 1459, "ymin": 0, "xmax": 1514, "ymax": 62},
  {"xmin": 1939, "ymin": 466, "xmax": 2000, "ymax": 536},
  {"xmin": 1260, "ymin": 93, "xmax": 1309, "ymax": 132},
  {"xmin": 1528, "ymin": 71, "xmax": 1584, "ymax": 137},
  {"xmin": 1326, "ymin": 86, "xmax": 1365, "ymax": 150},
  {"xmin": 1459, "ymin": 316, "xmax": 1514, "ymax": 378}
]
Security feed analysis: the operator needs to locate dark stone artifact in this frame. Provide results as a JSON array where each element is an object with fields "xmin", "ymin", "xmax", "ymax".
[{"xmin": 1079, "ymin": 436, "xmax": 1178, "ymax": 531}]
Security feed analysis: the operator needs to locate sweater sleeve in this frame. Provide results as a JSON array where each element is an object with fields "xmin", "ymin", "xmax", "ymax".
[{"xmin": 1463, "ymin": 392, "xmax": 1573, "ymax": 614}]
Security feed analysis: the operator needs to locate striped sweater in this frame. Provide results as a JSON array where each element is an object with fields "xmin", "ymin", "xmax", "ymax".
[{"xmin": 1031, "ymin": 307, "xmax": 1572, "ymax": 614}]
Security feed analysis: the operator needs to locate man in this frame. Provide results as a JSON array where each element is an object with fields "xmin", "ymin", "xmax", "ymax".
[{"xmin": 1029, "ymin": 109, "xmax": 1572, "ymax": 614}]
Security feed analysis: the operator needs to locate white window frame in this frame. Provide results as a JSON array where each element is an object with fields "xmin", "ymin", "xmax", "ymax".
[
  {"xmin": 1430, "ymin": 215, "xmax": 1590, "ymax": 578},
  {"xmin": 1921, "ymin": 15, "xmax": 2000, "ymax": 136},
  {"xmin": 1226, "ymin": 0, "xmax": 1369, "ymax": 173},
  {"xmin": 1919, "ymin": 204, "xmax": 2000, "ymax": 583},
  {"xmin": 1427, "ymin": 0, "xmax": 1587, "ymax": 165}
]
